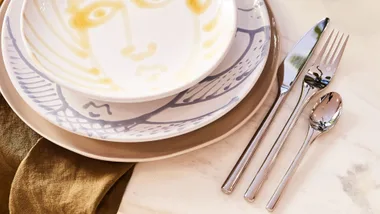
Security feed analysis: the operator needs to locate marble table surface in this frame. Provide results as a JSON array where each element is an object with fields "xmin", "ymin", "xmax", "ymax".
[{"xmin": 118, "ymin": 0, "xmax": 380, "ymax": 213}]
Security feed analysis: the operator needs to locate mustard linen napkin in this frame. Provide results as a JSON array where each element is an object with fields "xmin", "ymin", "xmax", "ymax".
[
  {"xmin": 0, "ymin": 95, "xmax": 136, "ymax": 214},
  {"xmin": 10, "ymin": 138, "xmax": 135, "ymax": 214},
  {"xmin": 0, "ymin": 95, "xmax": 39, "ymax": 213}
]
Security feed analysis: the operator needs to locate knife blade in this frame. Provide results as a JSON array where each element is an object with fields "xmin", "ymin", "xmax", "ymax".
[
  {"xmin": 221, "ymin": 17, "xmax": 330, "ymax": 195},
  {"xmin": 279, "ymin": 18, "xmax": 330, "ymax": 94}
]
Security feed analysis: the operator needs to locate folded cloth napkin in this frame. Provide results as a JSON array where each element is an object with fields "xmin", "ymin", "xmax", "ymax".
[
  {"xmin": 0, "ymin": 95, "xmax": 135, "ymax": 214},
  {"xmin": 0, "ymin": 95, "xmax": 39, "ymax": 213}
]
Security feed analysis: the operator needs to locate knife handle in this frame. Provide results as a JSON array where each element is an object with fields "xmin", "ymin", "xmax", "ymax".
[
  {"xmin": 221, "ymin": 92, "xmax": 285, "ymax": 194},
  {"xmin": 244, "ymin": 83, "xmax": 315, "ymax": 202}
]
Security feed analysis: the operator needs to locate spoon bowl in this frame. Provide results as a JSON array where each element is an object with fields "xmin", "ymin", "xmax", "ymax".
[{"xmin": 310, "ymin": 91, "xmax": 343, "ymax": 133}]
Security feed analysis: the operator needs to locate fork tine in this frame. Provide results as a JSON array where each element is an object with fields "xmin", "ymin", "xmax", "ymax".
[
  {"xmin": 332, "ymin": 34, "xmax": 349, "ymax": 68},
  {"xmin": 328, "ymin": 33, "xmax": 344, "ymax": 65},
  {"xmin": 323, "ymin": 32, "xmax": 340, "ymax": 65},
  {"xmin": 314, "ymin": 30, "xmax": 335, "ymax": 64}
]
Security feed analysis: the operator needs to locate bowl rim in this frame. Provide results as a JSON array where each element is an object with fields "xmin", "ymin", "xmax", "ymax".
[{"xmin": 19, "ymin": 0, "xmax": 238, "ymax": 103}]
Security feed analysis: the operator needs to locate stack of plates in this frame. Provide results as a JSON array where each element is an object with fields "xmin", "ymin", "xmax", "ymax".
[{"xmin": 0, "ymin": 0, "xmax": 278, "ymax": 162}]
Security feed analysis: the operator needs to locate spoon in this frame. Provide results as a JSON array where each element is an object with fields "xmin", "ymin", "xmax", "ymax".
[{"xmin": 266, "ymin": 91, "xmax": 343, "ymax": 211}]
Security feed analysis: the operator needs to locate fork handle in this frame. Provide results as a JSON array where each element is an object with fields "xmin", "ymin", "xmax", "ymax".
[
  {"xmin": 244, "ymin": 83, "xmax": 315, "ymax": 202},
  {"xmin": 221, "ymin": 92, "xmax": 285, "ymax": 194}
]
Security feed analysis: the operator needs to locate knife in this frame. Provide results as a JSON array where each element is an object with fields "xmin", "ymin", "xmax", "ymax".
[{"xmin": 221, "ymin": 17, "xmax": 330, "ymax": 195}]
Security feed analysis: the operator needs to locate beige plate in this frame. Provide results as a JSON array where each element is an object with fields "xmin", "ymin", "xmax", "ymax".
[{"xmin": 0, "ymin": 0, "xmax": 280, "ymax": 162}]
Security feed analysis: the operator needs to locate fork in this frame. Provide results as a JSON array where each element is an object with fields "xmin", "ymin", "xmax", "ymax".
[{"xmin": 244, "ymin": 30, "xmax": 349, "ymax": 202}]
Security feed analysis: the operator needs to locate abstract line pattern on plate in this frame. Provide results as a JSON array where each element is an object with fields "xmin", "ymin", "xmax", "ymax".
[{"xmin": 4, "ymin": 0, "xmax": 270, "ymax": 141}]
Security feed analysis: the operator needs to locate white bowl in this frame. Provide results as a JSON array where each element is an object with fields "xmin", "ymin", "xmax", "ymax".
[{"xmin": 20, "ymin": 0, "xmax": 237, "ymax": 103}]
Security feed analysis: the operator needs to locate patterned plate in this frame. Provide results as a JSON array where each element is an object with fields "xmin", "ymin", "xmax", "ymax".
[{"xmin": 2, "ymin": 0, "xmax": 271, "ymax": 142}]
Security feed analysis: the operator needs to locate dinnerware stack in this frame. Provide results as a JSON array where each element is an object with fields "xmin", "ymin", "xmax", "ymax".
[{"xmin": 0, "ymin": 0, "xmax": 274, "ymax": 150}]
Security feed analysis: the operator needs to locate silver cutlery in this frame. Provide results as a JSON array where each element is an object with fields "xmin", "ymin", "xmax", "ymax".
[
  {"xmin": 266, "ymin": 91, "xmax": 343, "ymax": 211},
  {"xmin": 244, "ymin": 30, "xmax": 349, "ymax": 201},
  {"xmin": 221, "ymin": 18, "xmax": 330, "ymax": 194}
]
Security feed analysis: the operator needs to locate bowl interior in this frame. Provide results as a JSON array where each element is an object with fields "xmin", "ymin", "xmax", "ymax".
[{"xmin": 20, "ymin": 0, "xmax": 237, "ymax": 102}]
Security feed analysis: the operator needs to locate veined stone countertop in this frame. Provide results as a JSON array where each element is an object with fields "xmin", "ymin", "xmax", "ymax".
[{"xmin": 118, "ymin": 0, "xmax": 380, "ymax": 213}]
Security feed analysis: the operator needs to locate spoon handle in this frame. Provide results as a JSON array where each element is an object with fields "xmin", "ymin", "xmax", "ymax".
[{"xmin": 266, "ymin": 126, "xmax": 320, "ymax": 211}]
